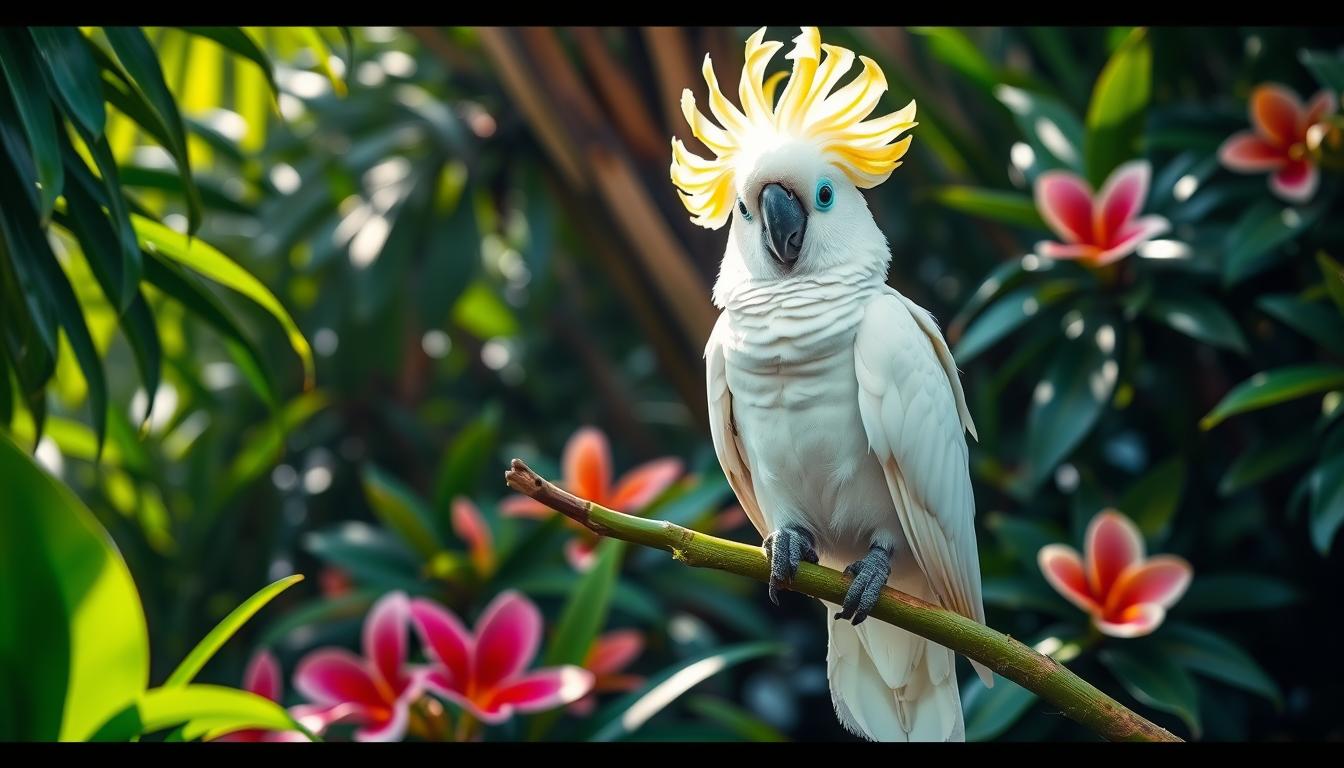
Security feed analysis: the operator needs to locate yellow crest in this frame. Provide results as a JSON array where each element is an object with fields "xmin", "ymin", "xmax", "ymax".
[{"xmin": 669, "ymin": 27, "xmax": 917, "ymax": 229}]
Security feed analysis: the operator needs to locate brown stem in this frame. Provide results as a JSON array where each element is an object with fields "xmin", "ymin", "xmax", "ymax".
[{"xmin": 504, "ymin": 458, "xmax": 1183, "ymax": 743}]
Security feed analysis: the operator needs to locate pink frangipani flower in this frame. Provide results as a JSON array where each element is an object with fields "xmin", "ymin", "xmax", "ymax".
[
  {"xmin": 215, "ymin": 650, "xmax": 323, "ymax": 742},
  {"xmin": 452, "ymin": 497, "xmax": 496, "ymax": 576},
  {"xmin": 1220, "ymin": 83, "xmax": 1337, "ymax": 203},
  {"xmin": 502, "ymin": 426, "xmax": 682, "ymax": 570},
  {"xmin": 293, "ymin": 591, "xmax": 424, "ymax": 741},
  {"xmin": 409, "ymin": 590, "xmax": 594, "ymax": 724},
  {"xmin": 1038, "ymin": 510, "xmax": 1193, "ymax": 639},
  {"xmin": 568, "ymin": 630, "xmax": 645, "ymax": 716},
  {"xmin": 1033, "ymin": 160, "xmax": 1170, "ymax": 268}
]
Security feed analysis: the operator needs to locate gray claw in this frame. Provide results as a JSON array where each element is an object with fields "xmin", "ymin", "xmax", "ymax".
[
  {"xmin": 835, "ymin": 545, "xmax": 892, "ymax": 625},
  {"xmin": 763, "ymin": 525, "xmax": 817, "ymax": 606}
]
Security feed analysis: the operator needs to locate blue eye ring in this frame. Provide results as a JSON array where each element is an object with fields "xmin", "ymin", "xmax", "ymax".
[
  {"xmin": 737, "ymin": 198, "xmax": 752, "ymax": 220},
  {"xmin": 815, "ymin": 179, "xmax": 835, "ymax": 211}
]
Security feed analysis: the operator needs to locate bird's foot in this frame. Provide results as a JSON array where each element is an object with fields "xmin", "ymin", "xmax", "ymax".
[
  {"xmin": 763, "ymin": 525, "xmax": 818, "ymax": 606},
  {"xmin": 835, "ymin": 545, "xmax": 892, "ymax": 625}
]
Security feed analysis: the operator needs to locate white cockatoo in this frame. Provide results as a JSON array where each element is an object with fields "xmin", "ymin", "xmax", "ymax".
[{"xmin": 669, "ymin": 27, "xmax": 993, "ymax": 742}]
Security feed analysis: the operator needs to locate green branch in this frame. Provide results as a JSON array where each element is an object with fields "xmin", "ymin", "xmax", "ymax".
[{"xmin": 504, "ymin": 459, "xmax": 1181, "ymax": 743}]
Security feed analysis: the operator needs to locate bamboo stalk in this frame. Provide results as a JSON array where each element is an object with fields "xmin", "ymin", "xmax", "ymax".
[{"xmin": 504, "ymin": 458, "xmax": 1183, "ymax": 743}]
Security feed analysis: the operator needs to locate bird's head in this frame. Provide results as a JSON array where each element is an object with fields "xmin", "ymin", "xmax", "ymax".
[{"xmin": 670, "ymin": 27, "xmax": 917, "ymax": 296}]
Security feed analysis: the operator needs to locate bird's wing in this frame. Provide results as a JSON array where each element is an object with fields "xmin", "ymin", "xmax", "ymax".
[
  {"xmin": 853, "ymin": 288, "xmax": 991, "ymax": 685},
  {"xmin": 705, "ymin": 315, "xmax": 768, "ymax": 539}
]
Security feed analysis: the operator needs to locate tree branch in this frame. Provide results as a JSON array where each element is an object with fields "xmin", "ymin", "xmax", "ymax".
[{"xmin": 504, "ymin": 458, "xmax": 1182, "ymax": 743}]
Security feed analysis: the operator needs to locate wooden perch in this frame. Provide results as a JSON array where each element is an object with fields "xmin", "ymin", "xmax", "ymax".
[{"xmin": 504, "ymin": 458, "xmax": 1182, "ymax": 743}]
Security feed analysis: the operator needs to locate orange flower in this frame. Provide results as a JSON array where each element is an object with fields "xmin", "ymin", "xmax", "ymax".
[
  {"xmin": 1219, "ymin": 83, "xmax": 1337, "ymax": 203},
  {"xmin": 502, "ymin": 427, "xmax": 682, "ymax": 570},
  {"xmin": 1038, "ymin": 510, "xmax": 1192, "ymax": 639},
  {"xmin": 451, "ymin": 497, "xmax": 496, "ymax": 576},
  {"xmin": 567, "ymin": 630, "xmax": 646, "ymax": 716}
]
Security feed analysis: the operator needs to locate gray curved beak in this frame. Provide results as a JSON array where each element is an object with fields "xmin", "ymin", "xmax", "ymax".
[{"xmin": 760, "ymin": 182, "xmax": 806, "ymax": 267}]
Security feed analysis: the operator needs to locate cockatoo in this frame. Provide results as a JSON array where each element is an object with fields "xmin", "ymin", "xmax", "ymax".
[{"xmin": 669, "ymin": 27, "xmax": 993, "ymax": 742}]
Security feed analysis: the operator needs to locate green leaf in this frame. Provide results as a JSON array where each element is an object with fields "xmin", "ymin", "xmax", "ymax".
[
  {"xmin": 1119, "ymin": 456, "xmax": 1186, "ymax": 542},
  {"xmin": 1025, "ymin": 310, "xmax": 1121, "ymax": 489},
  {"xmin": 295, "ymin": 27, "xmax": 347, "ymax": 97},
  {"xmin": 90, "ymin": 685, "xmax": 305, "ymax": 741},
  {"xmin": 583, "ymin": 642, "xmax": 783, "ymax": 742},
  {"xmin": 1219, "ymin": 432, "xmax": 1317, "ymax": 496},
  {"xmin": 984, "ymin": 511, "xmax": 1066, "ymax": 563},
  {"xmin": 954, "ymin": 281, "xmax": 1079, "ymax": 364},
  {"xmin": 1223, "ymin": 200, "xmax": 1326, "ymax": 286},
  {"xmin": 222, "ymin": 391, "xmax": 328, "ymax": 498},
  {"xmin": 164, "ymin": 575, "xmax": 304, "ymax": 688},
  {"xmin": 0, "ymin": 30, "xmax": 62, "ymax": 221},
  {"xmin": 1141, "ymin": 293, "xmax": 1247, "ymax": 354},
  {"xmin": 929, "ymin": 186, "xmax": 1047, "ymax": 229},
  {"xmin": 1318, "ymin": 252, "xmax": 1344, "ymax": 317},
  {"xmin": 1176, "ymin": 573, "xmax": 1300, "ymax": 614},
  {"xmin": 432, "ymin": 404, "xmax": 501, "ymax": 512},
  {"xmin": 1308, "ymin": 452, "xmax": 1344, "ymax": 555},
  {"xmin": 131, "ymin": 214, "xmax": 315, "ymax": 389},
  {"xmin": 120, "ymin": 292, "xmax": 161, "ymax": 427},
  {"xmin": 908, "ymin": 27, "xmax": 1003, "ymax": 93},
  {"xmin": 452, "ymin": 279, "xmax": 518, "ymax": 340},
  {"xmin": 120, "ymin": 165, "xmax": 254, "ymax": 216},
  {"xmin": 180, "ymin": 28, "xmax": 279, "ymax": 100},
  {"xmin": 1157, "ymin": 623, "xmax": 1282, "ymax": 708},
  {"xmin": 0, "ymin": 432, "xmax": 149, "ymax": 741},
  {"xmin": 28, "ymin": 27, "xmax": 105, "ymax": 138},
  {"xmin": 1201, "ymin": 364, "xmax": 1344, "ymax": 430},
  {"xmin": 101, "ymin": 27, "xmax": 202, "ymax": 235},
  {"xmin": 304, "ymin": 524, "xmax": 427, "ymax": 593},
  {"xmin": 1300, "ymin": 49, "xmax": 1344, "ymax": 92},
  {"xmin": 361, "ymin": 464, "xmax": 443, "ymax": 561},
  {"xmin": 62, "ymin": 126, "xmax": 141, "ymax": 312},
  {"xmin": 1257, "ymin": 294, "xmax": 1344, "ymax": 359},
  {"xmin": 648, "ymin": 474, "xmax": 732, "ymax": 530},
  {"xmin": 995, "ymin": 84, "xmax": 1085, "ymax": 175},
  {"xmin": 1099, "ymin": 646, "xmax": 1200, "ymax": 737},
  {"xmin": 962, "ymin": 674, "xmax": 1038, "ymax": 742},
  {"xmin": 1084, "ymin": 27, "xmax": 1151, "ymax": 186},
  {"xmin": 685, "ymin": 695, "xmax": 788, "ymax": 742}
]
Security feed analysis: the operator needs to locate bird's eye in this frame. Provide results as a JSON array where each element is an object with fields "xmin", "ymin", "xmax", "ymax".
[
  {"xmin": 815, "ymin": 179, "xmax": 834, "ymax": 211},
  {"xmin": 738, "ymin": 198, "xmax": 752, "ymax": 220}
]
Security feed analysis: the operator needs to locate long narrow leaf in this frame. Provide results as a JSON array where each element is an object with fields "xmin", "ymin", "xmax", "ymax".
[{"xmin": 164, "ymin": 575, "xmax": 304, "ymax": 687}]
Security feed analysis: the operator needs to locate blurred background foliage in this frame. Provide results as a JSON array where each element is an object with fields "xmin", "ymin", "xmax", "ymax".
[{"xmin": 2, "ymin": 25, "xmax": 1344, "ymax": 742}]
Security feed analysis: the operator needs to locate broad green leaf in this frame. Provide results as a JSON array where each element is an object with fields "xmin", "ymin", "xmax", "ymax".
[
  {"xmin": 1025, "ymin": 310, "xmax": 1121, "ymax": 489},
  {"xmin": 1309, "ymin": 452, "xmax": 1344, "ymax": 555},
  {"xmin": 452, "ymin": 279, "xmax": 518, "ymax": 340},
  {"xmin": 1119, "ymin": 456, "xmax": 1186, "ymax": 542},
  {"xmin": 164, "ymin": 575, "xmax": 305, "ymax": 688},
  {"xmin": 432, "ymin": 404, "xmax": 501, "ymax": 513},
  {"xmin": 361, "ymin": 464, "xmax": 443, "ymax": 561},
  {"xmin": 1157, "ymin": 623, "xmax": 1282, "ymax": 708},
  {"xmin": 1318, "ymin": 252, "xmax": 1344, "ymax": 316},
  {"xmin": 980, "ymin": 576, "xmax": 1076, "ymax": 616},
  {"xmin": 909, "ymin": 27, "xmax": 1003, "ymax": 93},
  {"xmin": 90, "ymin": 684, "xmax": 304, "ymax": 741},
  {"xmin": 1099, "ymin": 646, "xmax": 1200, "ymax": 737},
  {"xmin": 584, "ymin": 642, "xmax": 784, "ymax": 742},
  {"xmin": 1223, "ymin": 200, "xmax": 1326, "ymax": 286},
  {"xmin": 180, "ymin": 27, "xmax": 279, "ymax": 100},
  {"xmin": 1219, "ymin": 432, "xmax": 1316, "ymax": 496},
  {"xmin": 0, "ymin": 432, "xmax": 149, "ymax": 741},
  {"xmin": 1141, "ymin": 293, "xmax": 1247, "ymax": 354},
  {"xmin": 995, "ymin": 84, "xmax": 1085, "ymax": 175},
  {"xmin": 28, "ymin": 27, "xmax": 105, "ymax": 138},
  {"xmin": 984, "ymin": 511, "xmax": 1066, "ymax": 563},
  {"xmin": 303, "ymin": 523, "xmax": 427, "ymax": 594},
  {"xmin": 963, "ymin": 673, "xmax": 1038, "ymax": 741},
  {"xmin": 1176, "ymin": 573, "xmax": 1300, "ymax": 614},
  {"xmin": 685, "ymin": 696, "xmax": 788, "ymax": 742},
  {"xmin": 0, "ymin": 30, "xmax": 62, "ymax": 220},
  {"xmin": 954, "ymin": 281, "xmax": 1079, "ymax": 364},
  {"xmin": 1300, "ymin": 49, "xmax": 1344, "ymax": 92},
  {"xmin": 131, "ymin": 214, "xmax": 315, "ymax": 388},
  {"xmin": 1256, "ymin": 294, "xmax": 1344, "ymax": 359},
  {"xmin": 929, "ymin": 186, "xmax": 1047, "ymax": 229},
  {"xmin": 1084, "ymin": 27, "xmax": 1151, "ymax": 186},
  {"xmin": 1201, "ymin": 365, "xmax": 1344, "ymax": 430}
]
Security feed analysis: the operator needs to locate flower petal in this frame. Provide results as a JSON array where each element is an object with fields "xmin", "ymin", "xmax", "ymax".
[
  {"xmin": 291, "ymin": 702, "xmax": 362, "ymax": 736},
  {"xmin": 1252, "ymin": 83, "xmax": 1305, "ymax": 147},
  {"xmin": 474, "ymin": 590, "xmax": 543, "ymax": 691},
  {"xmin": 479, "ymin": 667, "xmax": 596, "ymax": 721},
  {"xmin": 452, "ymin": 497, "xmax": 495, "ymax": 573},
  {"xmin": 500, "ymin": 495, "xmax": 553, "ymax": 519},
  {"xmin": 714, "ymin": 504, "xmax": 749, "ymax": 532},
  {"xmin": 409, "ymin": 598, "xmax": 472, "ymax": 689},
  {"xmin": 1305, "ymin": 90, "xmax": 1338, "ymax": 128},
  {"xmin": 1037, "ymin": 241, "xmax": 1102, "ymax": 262},
  {"xmin": 585, "ymin": 630, "xmax": 645, "ymax": 677},
  {"xmin": 1085, "ymin": 510, "xmax": 1145, "ymax": 599},
  {"xmin": 1094, "ymin": 160, "xmax": 1151, "ymax": 245},
  {"xmin": 293, "ymin": 649, "xmax": 385, "ymax": 708},
  {"xmin": 1037, "ymin": 544, "xmax": 1101, "ymax": 614},
  {"xmin": 608, "ymin": 458, "xmax": 684, "ymax": 512},
  {"xmin": 564, "ymin": 426, "xmax": 613, "ymax": 501},
  {"xmin": 1270, "ymin": 159, "xmax": 1319, "ymax": 204},
  {"xmin": 364, "ymin": 591, "xmax": 411, "ymax": 694},
  {"xmin": 353, "ymin": 698, "xmax": 409, "ymax": 743},
  {"xmin": 1219, "ymin": 132, "xmax": 1288, "ymax": 173},
  {"xmin": 244, "ymin": 650, "xmax": 282, "ymax": 703},
  {"xmin": 1034, "ymin": 170, "xmax": 1095, "ymax": 245},
  {"xmin": 1094, "ymin": 603, "xmax": 1167, "ymax": 639},
  {"xmin": 1106, "ymin": 555, "xmax": 1193, "ymax": 616},
  {"xmin": 564, "ymin": 537, "xmax": 599, "ymax": 572},
  {"xmin": 1095, "ymin": 215, "xmax": 1170, "ymax": 266}
]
